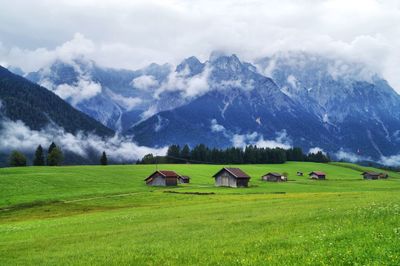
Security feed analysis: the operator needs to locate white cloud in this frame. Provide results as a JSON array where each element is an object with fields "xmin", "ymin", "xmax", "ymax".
[
  {"xmin": 210, "ymin": 119, "xmax": 225, "ymax": 132},
  {"xmin": 131, "ymin": 75, "xmax": 159, "ymax": 90},
  {"xmin": 1, "ymin": 33, "xmax": 95, "ymax": 73},
  {"xmin": 107, "ymin": 90, "xmax": 142, "ymax": 111},
  {"xmin": 155, "ymin": 65, "xmax": 211, "ymax": 98},
  {"xmin": 308, "ymin": 147, "xmax": 326, "ymax": 155},
  {"xmin": 52, "ymin": 78, "xmax": 102, "ymax": 106},
  {"xmin": 287, "ymin": 75, "xmax": 298, "ymax": 89},
  {"xmin": 1, "ymin": 1, "xmax": 398, "ymax": 91},
  {"xmin": 141, "ymin": 105, "xmax": 158, "ymax": 120},
  {"xmin": 0, "ymin": 119, "xmax": 167, "ymax": 162},
  {"xmin": 378, "ymin": 154, "xmax": 400, "ymax": 167},
  {"xmin": 334, "ymin": 149, "xmax": 371, "ymax": 163},
  {"xmin": 231, "ymin": 130, "xmax": 292, "ymax": 149}
]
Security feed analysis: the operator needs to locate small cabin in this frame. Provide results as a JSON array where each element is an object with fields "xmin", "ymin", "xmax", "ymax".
[
  {"xmin": 213, "ymin": 168, "xmax": 251, "ymax": 188},
  {"xmin": 297, "ymin": 171, "xmax": 303, "ymax": 176},
  {"xmin": 144, "ymin": 170, "xmax": 179, "ymax": 186},
  {"xmin": 178, "ymin": 175, "xmax": 190, "ymax": 184},
  {"xmin": 262, "ymin": 172, "xmax": 287, "ymax": 182},
  {"xmin": 380, "ymin": 173, "xmax": 389, "ymax": 179},
  {"xmin": 362, "ymin": 172, "xmax": 388, "ymax": 180},
  {"xmin": 309, "ymin": 171, "xmax": 326, "ymax": 180}
]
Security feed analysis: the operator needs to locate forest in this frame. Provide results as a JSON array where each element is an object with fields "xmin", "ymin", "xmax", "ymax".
[{"xmin": 138, "ymin": 144, "xmax": 330, "ymax": 164}]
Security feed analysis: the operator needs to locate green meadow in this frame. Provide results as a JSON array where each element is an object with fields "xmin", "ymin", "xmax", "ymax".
[{"xmin": 1, "ymin": 162, "xmax": 400, "ymax": 265}]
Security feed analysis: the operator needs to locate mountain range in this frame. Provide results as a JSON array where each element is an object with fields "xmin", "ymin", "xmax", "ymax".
[{"xmin": 5, "ymin": 52, "xmax": 400, "ymax": 163}]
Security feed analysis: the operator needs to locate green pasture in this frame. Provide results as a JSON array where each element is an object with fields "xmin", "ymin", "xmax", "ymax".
[{"xmin": 1, "ymin": 162, "xmax": 400, "ymax": 265}]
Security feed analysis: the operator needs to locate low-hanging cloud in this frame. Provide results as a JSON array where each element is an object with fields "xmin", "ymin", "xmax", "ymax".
[
  {"xmin": 107, "ymin": 90, "xmax": 142, "ymax": 111},
  {"xmin": 155, "ymin": 65, "xmax": 211, "ymax": 99},
  {"xmin": 52, "ymin": 78, "xmax": 102, "ymax": 106},
  {"xmin": 231, "ymin": 130, "xmax": 292, "ymax": 149},
  {"xmin": 334, "ymin": 149, "xmax": 371, "ymax": 163},
  {"xmin": 209, "ymin": 118, "xmax": 292, "ymax": 149},
  {"xmin": 378, "ymin": 154, "xmax": 400, "ymax": 167},
  {"xmin": 0, "ymin": 119, "xmax": 167, "ymax": 162},
  {"xmin": 37, "ymin": 57, "xmax": 103, "ymax": 106},
  {"xmin": 131, "ymin": 75, "xmax": 159, "ymax": 90},
  {"xmin": 210, "ymin": 119, "xmax": 225, "ymax": 133},
  {"xmin": 308, "ymin": 147, "xmax": 326, "ymax": 155}
]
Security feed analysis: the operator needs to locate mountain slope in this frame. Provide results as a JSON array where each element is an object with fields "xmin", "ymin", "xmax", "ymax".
[
  {"xmin": 0, "ymin": 66, "xmax": 114, "ymax": 136},
  {"xmin": 128, "ymin": 54, "xmax": 334, "ymax": 150},
  {"xmin": 25, "ymin": 59, "xmax": 176, "ymax": 131},
  {"xmin": 127, "ymin": 53, "xmax": 400, "ymax": 160},
  {"xmin": 256, "ymin": 52, "xmax": 400, "ymax": 158}
]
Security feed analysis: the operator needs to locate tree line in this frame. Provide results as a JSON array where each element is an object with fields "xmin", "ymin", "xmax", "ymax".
[
  {"xmin": 138, "ymin": 144, "xmax": 330, "ymax": 164},
  {"xmin": 8, "ymin": 143, "xmax": 109, "ymax": 167}
]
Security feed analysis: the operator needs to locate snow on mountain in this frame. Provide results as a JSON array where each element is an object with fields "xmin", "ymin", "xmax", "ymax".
[{"xmin": 255, "ymin": 52, "xmax": 400, "ymax": 159}]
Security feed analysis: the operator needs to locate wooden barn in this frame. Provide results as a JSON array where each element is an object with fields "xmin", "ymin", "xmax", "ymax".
[
  {"xmin": 261, "ymin": 172, "xmax": 287, "ymax": 182},
  {"xmin": 362, "ymin": 172, "xmax": 388, "ymax": 180},
  {"xmin": 309, "ymin": 171, "xmax": 326, "ymax": 180},
  {"xmin": 213, "ymin": 168, "xmax": 251, "ymax": 188},
  {"xmin": 178, "ymin": 175, "xmax": 190, "ymax": 184},
  {"xmin": 144, "ymin": 170, "xmax": 179, "ymax": 186}
]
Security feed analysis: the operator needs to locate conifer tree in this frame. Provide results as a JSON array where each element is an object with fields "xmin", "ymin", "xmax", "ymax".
[
  {"xmin": 9, "ymin": 150, "xmax": 27, "ymax": 167},
  {"xmin": 33, "ymin": 145, "xmax": 45, "ymax": 166},
  {"xmin": 48, "ymin": 142, "xmax": 57, "ymax": 154},
  {"xmin": 100, "ymin": 151, "xmax": 108, "ymax": 165},
  {"xmin": 47, "ymin": 147, "xmax": 63, "ymax": 166}
]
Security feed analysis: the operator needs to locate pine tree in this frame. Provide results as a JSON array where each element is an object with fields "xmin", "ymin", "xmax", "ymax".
[
  {"xmin": 100, "ymin": 151, "xmax": 108, "ymax": 165},
  {"xmin": 33, "ymin": 145, "xmax": 45, "ymax": 166},
  {"xmin": 180, "ymin": 144, "xmax": 191, "ymax": 162},
  {"xmin": 47, "ymin": 147, "xmax": 63, "ymax": 166},
  {"xmin": 9, "ymin": 150, "xmax": 27, "ymax": 167},
  {"xmin": 48, "ymin": 142, "xmax": 57, "ymax": 154},
  {"xmin": 166, "ymin": 145, "xmax": 181, "ymax": 163},
  {"xmin": 140, "ymin": 154, "xmax": 155, "ymax": 164}
]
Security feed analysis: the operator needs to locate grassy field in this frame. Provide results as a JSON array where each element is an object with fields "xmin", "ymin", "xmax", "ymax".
[{"xmin": 1, "ymin": 162, "xmax": 400, "ymax": 265}]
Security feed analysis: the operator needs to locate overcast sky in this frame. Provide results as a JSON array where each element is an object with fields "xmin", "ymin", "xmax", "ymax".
[{"xmin": 1, "ymin": 0, "xmax": 400, "ymax": 91}]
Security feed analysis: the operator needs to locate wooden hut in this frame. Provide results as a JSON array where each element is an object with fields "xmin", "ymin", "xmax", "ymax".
[
  {"xmin": 178, "ymin": 175, "xmax": 190, "ymax": 184},
  {"xmin": 380, "ymin": 173, "xmax": 389, "ymax": 179},
  {"xmin": 362, "ymin": 172, "xmax": 388, "ymax": 180},
  {"xmin": 213, "ymin": 168, "xmax": 251, "ymax": 188},
  {"xmin": 144, "ymin": 170, "xmax": 179, "ymax": 186},
  {"xmin": 309, "ymin": 171, "xmax": 326, "ymax": 180},
  {"xmin": 361, "ymin": 171, "xmax": 380, "ymax": 180},
  {"xmin": 261, "ymin": 172, "xmax": 287, "ymax": 182}
]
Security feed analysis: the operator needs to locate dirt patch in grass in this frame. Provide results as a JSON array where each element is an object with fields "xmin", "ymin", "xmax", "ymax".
[{"xmin": 163, "ymin": 191, "xmax": 216, "ymax": 195}]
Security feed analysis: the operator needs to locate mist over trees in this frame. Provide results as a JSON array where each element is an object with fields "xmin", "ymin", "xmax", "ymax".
[
  {"xmin": 138, "ymin": 144, "xmax": 331, "ymax": 164},
  {"xmin": 7, "ymin": 142, "xmax": 65, "ymax": 167}
]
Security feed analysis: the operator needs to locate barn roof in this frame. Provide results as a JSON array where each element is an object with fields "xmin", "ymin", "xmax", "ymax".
[
  {"xmin": 144, "ymin": 170, "xmax": 179, "ymax": 181},
  {"xmin": 213, "ymin": 167, "xmax": 250, "ymax": 179},
  {"xmin": 361, "ymin": 171, "xmax": 380, "ymax": 176},
  {"xmin": 309, "ymin": 171, "xmax": 326, "ymax": 176},
  {"xmin": 263, "ymin": 172, "xmax": 282, "ymax": 177}
]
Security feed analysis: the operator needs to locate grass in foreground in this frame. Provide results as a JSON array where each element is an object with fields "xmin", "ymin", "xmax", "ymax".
[{"xmin": 1, "ymin": 162, "xmax": 400, "ymax": 265}]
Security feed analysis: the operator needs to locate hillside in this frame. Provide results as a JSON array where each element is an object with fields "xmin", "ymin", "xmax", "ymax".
[
  {"xmin": 0, "ymin": 66, "xmax": 114, "ymax": 136},
  {"xmin": 1, "ymin": 162, "xmax": 399, "ymax": 265}
]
